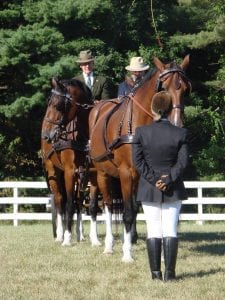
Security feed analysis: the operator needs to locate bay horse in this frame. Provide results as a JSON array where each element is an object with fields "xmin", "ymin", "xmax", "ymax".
[
  {"xmin": 41, "ymin": 77, "xmax": 93, "ymax": 246},
  {"xmin": 88, "ymin": 55, "xmax": 191, "ymax": 262}
]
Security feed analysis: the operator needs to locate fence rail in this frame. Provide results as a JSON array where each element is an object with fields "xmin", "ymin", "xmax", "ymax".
[{"xmin": 0, "ymin": 181, "xmax": 225, "ymax": 226}]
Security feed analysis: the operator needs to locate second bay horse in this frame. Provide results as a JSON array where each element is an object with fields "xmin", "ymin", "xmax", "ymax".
[
  {"xmin": 88, "ymin": 55, "xmax": 191, "ymax": 261},
  {"xmin": 41, "ymin": 78, "xmax": 93, "ymax": 246}
]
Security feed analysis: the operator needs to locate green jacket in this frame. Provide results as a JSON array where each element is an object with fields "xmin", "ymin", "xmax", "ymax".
[{"xmin": 75, "ymin": 74, "xmax": 115, "ymax": 101}]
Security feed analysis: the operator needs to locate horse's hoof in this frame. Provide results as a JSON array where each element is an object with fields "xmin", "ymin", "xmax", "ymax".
[
  {"xmin": 91, "ymin": 241, "xmax": 102, "ymax": 247},
  {"xmin": 62, "ymin": 242, "xmax": 72, "ymax": 247},
  {"xmin": 55, "ymin": 238, "xmax": 63, "ymax": 243},
  {"xmin": 103, "ymin": 249, "xmax": 113, "ymax": 255},
  {"xmin": 77, "ymin": 236, "xmax": 85, "ymax": 242},
  {"xmin": 122, "ymin": 256, "xmax": 134, "ymax": 263}
]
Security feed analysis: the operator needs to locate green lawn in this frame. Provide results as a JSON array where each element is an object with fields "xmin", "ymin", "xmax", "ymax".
[{"xmin": 0, "ymin": 221, "xmax": 225, "ymax": 300}]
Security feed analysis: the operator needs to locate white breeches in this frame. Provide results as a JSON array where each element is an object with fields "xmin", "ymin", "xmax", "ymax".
[{"xmin": 142, "ymin": 201, "xmax": 182, "ymax": 238}]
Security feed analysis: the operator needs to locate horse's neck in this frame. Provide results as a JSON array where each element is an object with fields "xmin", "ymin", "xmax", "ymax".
[{"xmin": 132, "ymin": 71, "xmax": 159, "ymax": 128}]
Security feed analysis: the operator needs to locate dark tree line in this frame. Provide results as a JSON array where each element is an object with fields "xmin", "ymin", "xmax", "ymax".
[{"xmin": 0, "ymin": 0, "xmax": 224, "ymax": 180}]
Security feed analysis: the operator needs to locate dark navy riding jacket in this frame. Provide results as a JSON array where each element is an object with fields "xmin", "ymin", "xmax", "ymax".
[
  {"xmin": 117, "ymin": 81, "xmax": 133, "ymax": 97},
  {"xmin": 132, "ymin": 119, "xmax": 189, "ymax": 203}
]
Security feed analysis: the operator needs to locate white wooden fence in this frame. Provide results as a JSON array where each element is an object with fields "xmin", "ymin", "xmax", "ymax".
[{"xmin": 0, "ymin": 181, "xmax": 225, "ymax": 226}]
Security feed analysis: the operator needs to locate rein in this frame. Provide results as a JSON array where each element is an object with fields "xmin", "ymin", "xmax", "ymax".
[{"xmin": 130, "ymin": 94, "xmax": 154, "ymax": 118}]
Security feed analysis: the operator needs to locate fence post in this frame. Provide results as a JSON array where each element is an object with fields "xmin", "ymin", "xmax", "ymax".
[
  {"xmin": 196, "ymin": 186, "xmax": 203, "ymax": 225},
  {"xmin": 13, "ymin": 187, "xmax": 18, "ymax": 226}
]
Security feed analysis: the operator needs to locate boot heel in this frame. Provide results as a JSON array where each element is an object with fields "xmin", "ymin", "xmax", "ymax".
[{"xmin": 152, "ymin": 271, "xmax": 162, "ymax": 280}]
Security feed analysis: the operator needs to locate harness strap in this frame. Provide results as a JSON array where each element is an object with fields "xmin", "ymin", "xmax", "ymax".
[
  {"xmin": 91, "ymin": 135, "xmax": 136, "ymax": 162},
  {"xmin": 130, "ymin": 94, "xmax": 154, "ymax": 118}
]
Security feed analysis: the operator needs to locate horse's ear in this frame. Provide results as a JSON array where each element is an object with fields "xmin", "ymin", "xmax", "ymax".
[
  {"xmin": 51, "ymin": 77, "xmax": 58, "ymax": 88},
  {"xmin": 180, "ymin": 54, "xmax": 190, "ymax": 70},
  {"xmin": 153, "ymin": 57, "xmax": 165, "ymax": 71}
]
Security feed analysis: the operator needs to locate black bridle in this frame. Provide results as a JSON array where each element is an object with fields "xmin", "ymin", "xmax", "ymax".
[
  {"xmin": 156, "ymin": 66, "xmax": 191, "ymax": 111},
  {"xmin": 131, "ymin": 65, "xmax": 191, "ymax": 107},
  {"xmin": 43, "ymin": 88, "xmax": 94, "ymax": 143}
]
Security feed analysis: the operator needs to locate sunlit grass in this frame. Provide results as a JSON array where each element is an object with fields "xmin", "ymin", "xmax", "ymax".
[{"xmin": 0, "ymin": 222, "xmax": 225, "ymax": 299}]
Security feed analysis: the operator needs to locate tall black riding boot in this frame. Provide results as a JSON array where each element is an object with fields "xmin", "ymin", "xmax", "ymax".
[
  {"xmin": 163, "ymin": 237, "xmax": 178, "ymax": 281},
  {"xmin": 146, "ymin": 238, "xmax": 162, "ymax": 280}
]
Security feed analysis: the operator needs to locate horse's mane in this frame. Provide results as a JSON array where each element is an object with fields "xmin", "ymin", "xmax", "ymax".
[
  {"xmin": 132, "ymin": 68, "xmax": 157, "ymax": 95},
  {"xmin": 61, "ymin": 78, "xmax": 93, "ymax": 104}
]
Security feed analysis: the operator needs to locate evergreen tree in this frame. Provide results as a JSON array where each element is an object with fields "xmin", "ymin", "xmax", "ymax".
[{"xmin": 0, "ymin": 0, "xmax": 224, "ymax": 180}]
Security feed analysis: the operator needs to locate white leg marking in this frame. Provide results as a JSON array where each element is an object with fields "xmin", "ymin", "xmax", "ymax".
[
  {"xmin": 55, "ymin": 213, "xmax": 63, "ymax": 242},
  {"xmin": 62, "ymin": 230, "xmax": 72, "ymax": 246},
  {"xmin": 76, "ymin": 212, "xmax": 85, "ymax": 241},
  {"xmin": 90, "ymin": 217, "xmax": 101, "ymax": 246},
  {"xmin": 122, "ymin": 227, "xmax": 134, "ymax": 263},
  {"xmin": 103, "ymin": 206, "xmax": 114, "ymax": 254}
]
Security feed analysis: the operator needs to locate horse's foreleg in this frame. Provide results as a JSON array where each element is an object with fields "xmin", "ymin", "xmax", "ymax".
[
  {"xmin": 122, "ymin": 200, "xmax": 134, "ymax": 262},
  {"xmin": 47, "ymin": 168, "xmax": 64, "ymax": 243},
  {"xmin": 56, "ymin": 211, "xmax": 64, "ymax": 242},
  {"xmin": 76, "ymin": 210, "xmax": 84, "ymax": 241},
  {"xmin": 120, "ymin": 168, "xmax": 136, "ymax": 262},
  {"xmin": 103, "ymin": 205, "xmax": 113, "ymax": 254},
  {"xmin": 62, "ymin": 168, "xmax": 75, "ymax": 246},
  {"xmin": 89, "ymin": 184, "xmax": 101, "ymax": 246},
  {"xmin": 130, "ymin": 194, "xmax": 140, "ymax": 244},
  {"xmin": 76, "ymin": 192, "xmax": 85, "ymax": 242},
  {"xmin": 97, "ymin": 171, "xmax": 114, "ymax": 254}
]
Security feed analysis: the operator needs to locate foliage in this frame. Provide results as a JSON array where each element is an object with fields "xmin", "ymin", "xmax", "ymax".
[{"xmin": 0, "ymin": 0, "xmax": 224, "ymax": 180}]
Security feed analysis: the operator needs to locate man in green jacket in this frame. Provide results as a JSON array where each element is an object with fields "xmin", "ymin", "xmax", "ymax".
[{"xmin": 75, "ymin": 49, "xmax": 115, "ymax": 104}]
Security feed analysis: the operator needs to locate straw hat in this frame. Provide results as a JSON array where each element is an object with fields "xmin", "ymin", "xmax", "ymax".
[
  {"xmin": 125, "ymin": 57, "xmax": 149, "ymax": 71},
  {"xmin": 151, "ymin": 91, "xmax": 172, "ymax": 120},
  {"xmin": 76, "ymin": 50, "xmax": 95, "ymax": 63}
]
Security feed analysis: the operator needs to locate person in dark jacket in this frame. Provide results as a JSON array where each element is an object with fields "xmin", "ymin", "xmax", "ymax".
[
  {"xmin": 117, "ymin": 56, "xmax": 149, "ymax": 98},
  {"xmin": 132, "ymin": 91, "xmax": 189, "ymax": 281},
  {"xmin": 75, "ymin": 49, "xmax": 115, "ymax": 103}
]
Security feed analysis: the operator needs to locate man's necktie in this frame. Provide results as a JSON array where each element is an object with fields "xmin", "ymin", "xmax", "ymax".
[{"xmin": 86, "ymin": 75, "xmax": 92, "ymax": 89}]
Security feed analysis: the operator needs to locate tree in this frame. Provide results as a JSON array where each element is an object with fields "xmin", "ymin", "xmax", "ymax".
[{"xmin": 0, "ymin": 0, "xmax": 224, "ymax": 180}]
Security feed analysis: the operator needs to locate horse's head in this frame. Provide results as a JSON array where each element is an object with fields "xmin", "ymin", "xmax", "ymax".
[
  {"xmin": 42, "ymin": 77, "xmax": 92, "ymax": 143},
  {"xmin": 153, "ymin": 55, "xmax": 191, "ymax": 127}
]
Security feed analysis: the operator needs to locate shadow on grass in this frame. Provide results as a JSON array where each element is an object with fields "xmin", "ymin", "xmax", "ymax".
[
  {"xmin": 179, "ymin": 231, "xmax": 225, "ymax": 255},
  {"xmin": 179, "ymin": 231, "xmax": 225, "ymax": 242},
  {"xmin": 178, "ymin": 267, "xmax": 225, "ymax": 280},
  {"xmin": 194, "ymin": 243, "xmax": 225, "ymax": 255}
]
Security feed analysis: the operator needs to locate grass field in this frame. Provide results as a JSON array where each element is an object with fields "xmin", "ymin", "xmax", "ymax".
[{"xmin": 0, "ymin": 221, "xmax": 225, "ymax": 300}]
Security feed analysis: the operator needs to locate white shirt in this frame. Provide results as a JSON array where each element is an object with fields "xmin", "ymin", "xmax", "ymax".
[{"xmin": 83, "ymin": 72, "xmax": 94, "ymax": 88}]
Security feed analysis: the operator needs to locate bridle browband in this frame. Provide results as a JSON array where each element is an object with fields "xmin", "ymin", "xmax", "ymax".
[
  {"xmin": 156, "ymin": 66, "xmax": 191, "ymax": 111},
  {"xmin": 45, "ymin": 88, "xmax": 94, "ymax": 124},
  {"xmin": 156, "ymin": 66, "xmax": 191, "ymax": 94},
  {"xmin": 50, "ymin": 88, "xmax": 94, "ymax": 110},
  {"xmin": 159, "ymin": 67, "xmax": 186, "ymax": 79}
]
